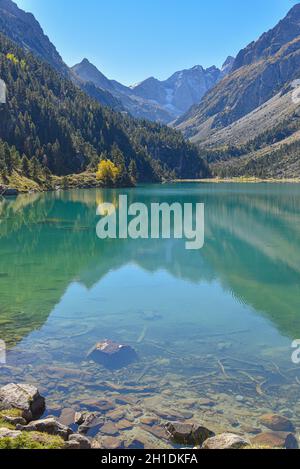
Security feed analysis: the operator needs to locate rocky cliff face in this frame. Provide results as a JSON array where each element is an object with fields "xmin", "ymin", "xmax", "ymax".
[
  {"xmin": 232, "ymin": 4, "xmax": 300, "ymax": 70},
  {"xmin": 130, "ymin": 63, "xmax": 228, "ymax": 117},
  {"xmin": 175, "ymin": 4, "xmax": 300, "ymax": 141}
]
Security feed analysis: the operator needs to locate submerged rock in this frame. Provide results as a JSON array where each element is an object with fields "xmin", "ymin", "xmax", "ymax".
[
  {"xmin": 80, "ymin": 397, "xmax": 115, "ymax": 412},
  {"xmin": 106, "ymin": 408, "xmax": 126, "ymax": 422},
  {"xmin": 259, "ymin": 414, "xmax": 295, "ymax": 432},
  {"xmin": 0, "ymin": 383, "xmax": 45, "ymax": 422},
  {"xmin": 139, "ymin": 416, "xmax": 159, "ymax": 426},
  {"xmin": 140, "ymin": 423, "xmax": 169, "ymax": 441},
  {"xmin": 251, "ymin": 432, "xmax": 298, "ymax": 449},
  {"xmin": 16, "ymin": 417, "xmax": 73, "ymax": 441},
  {"xmin": 94, "ymin": 435, "xmax": 124, "ymax": 449},
  {"xmin": 116, "ymin": 419, "xmax": 133, "ymax": 431},
  {"xmin": 58, "ymin": 408, "xmax": 76, "ymax": 426},
  {"xmin": 87, "ymin": 340, "xmax": 138, "ymax": 370},
  {"xmin": 74, "ymin": 411, "xmax": 103, "ymax": 434},
  {"xmin": 165, "ymin": 422, "xmax": 214, "ymax": 446},
  {"xmin": 202, "ymin": 433, "xmax": 250, "ymax": 449},
  {"xmin": 99, "ymin": 422, "xmax": 119, "ymax": 436}
]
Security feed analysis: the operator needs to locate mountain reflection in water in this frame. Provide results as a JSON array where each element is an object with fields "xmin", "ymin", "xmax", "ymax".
[{"xmin": 0, "ymin": 184, "xmax": 300, "ymax": 445}]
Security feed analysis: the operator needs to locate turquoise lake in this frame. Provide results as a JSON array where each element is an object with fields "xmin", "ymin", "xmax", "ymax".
[{"xmin": 0, "ymin": 183, "xmax": 300, "ymax": 448}]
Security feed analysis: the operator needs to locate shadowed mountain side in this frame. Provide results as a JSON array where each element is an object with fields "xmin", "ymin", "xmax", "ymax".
[{"xmin": 0, "ymin": 185, "xmax": 299, "ymax": 346}]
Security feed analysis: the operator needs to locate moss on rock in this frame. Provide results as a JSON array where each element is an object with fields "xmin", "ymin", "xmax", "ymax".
[{"xmin": 0, "ymin": 409, "xmax": 23, "ymax": 429}]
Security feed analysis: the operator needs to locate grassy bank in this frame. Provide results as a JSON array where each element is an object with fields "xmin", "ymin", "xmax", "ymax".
[{"xmin": 0, "ymin": 170, "xmax": 109, "ymax": 195}]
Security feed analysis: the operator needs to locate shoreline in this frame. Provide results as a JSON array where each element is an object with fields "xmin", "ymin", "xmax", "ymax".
[
  {"xmin": 1, "ymin": 382, "xmax": 295, "ymax": 449},
  {"xmin": 2, "ymin": 175, "xmax": 300, "ymax": 197},
  {"xmin": 175, "ymin": 177, "xmax": 300, "ymax": 184},
  {"xmin": 0, "ymin": 171, "xmax": 135, "ymax": 196}
]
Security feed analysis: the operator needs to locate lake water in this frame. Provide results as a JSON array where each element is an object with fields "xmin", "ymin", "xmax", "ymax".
[{"xmin": 0, "ymin": 183, "xmax": 300, "ymax": 448}]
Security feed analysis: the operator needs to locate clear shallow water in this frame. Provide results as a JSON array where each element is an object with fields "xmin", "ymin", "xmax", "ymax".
[{"xmin": 0, "ymin": 183, "xmax": 300, "ymax": 447}]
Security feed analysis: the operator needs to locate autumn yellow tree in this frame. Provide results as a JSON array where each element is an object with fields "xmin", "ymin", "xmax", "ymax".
[{"xmin": 96, "ymin": 159, "xmax": 120, "ymax": 186}]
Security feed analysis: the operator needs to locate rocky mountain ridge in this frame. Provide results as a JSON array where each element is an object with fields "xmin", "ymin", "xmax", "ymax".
[{"xmin": 72, "ymin": 57, "xmax": 234, "ymax": 123}]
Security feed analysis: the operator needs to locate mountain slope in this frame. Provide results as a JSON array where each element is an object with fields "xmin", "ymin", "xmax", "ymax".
[
  {"xmin": 0, "ymin": 0, "xmax": 123, "ymax": 111},
  {"xmin": 232, "ymin": 4, "xmax": 300, "ymax": 70},
  {"xmin": 0, "ymin": 32, "xmax": 209, "ymax": 188},
  {"xmin": 0, "ymin": 0, "xmax": 68, "ymax": 76},
  {"xmin": 175, "ymin": 4, "xmax": 300, "ymax": 178},
  {"xmin": 176, "ymin": 5, "xmax": 300, "ymax": 138},
  {"xmin": 0, "ymin": 0, "xmax": 231, "ymax": 124}
]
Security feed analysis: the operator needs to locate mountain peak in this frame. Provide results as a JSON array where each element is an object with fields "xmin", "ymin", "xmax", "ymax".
[
  {"xmin": 80, "ymin": 58, "xmax": 92, "ymax": 66},
  {"xmin": 191, "ymin": 65, "xmax": 204, "ymax": 71},
  {"xmin": 233, "ymin": 3, "xmax": 300, "ymax": 70},
  {"xmin": 222, "ymin": 56, "xmax": 235, "ymax": 69},
  {"xmin": 71, "ymin": 58, "xmax": 114, "ymax": 92}
]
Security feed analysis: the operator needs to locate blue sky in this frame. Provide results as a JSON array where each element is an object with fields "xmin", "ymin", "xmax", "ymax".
[{"xmin": 16, "ymin": 0, "xmax": 299, "ymax": 85}]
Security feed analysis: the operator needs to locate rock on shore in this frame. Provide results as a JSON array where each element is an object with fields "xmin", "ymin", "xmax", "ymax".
[{"xmin": 0, "ymin": 383, "xmax": 45, "ymax": 422}]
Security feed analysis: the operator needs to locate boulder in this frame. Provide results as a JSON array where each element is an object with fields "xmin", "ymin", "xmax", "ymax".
[
  {"xmin": 251, "ymin": 432, "xmax": 298, "ymax": 449},
  {"xmin": 0, "ymin": 383, "xmax": 45, "ymax": 422},
  {"xmin": 65, "ymin": 434, "xmax": 91, "ymax": 449},
  {"xmin": 16, "ymin": 417, "xmax": 73, "ymax": 441},
  {"xmin": 259, "ymin": 414, "xmax": 295, "ymax": 432},
  {"xmin": 74, "ymin": 411, "xmax": 103, "ymax": 434},
  {"xmin": 87, "ymin": 340, "xmax": 138, "ymax": 370},
  {"xmin": 165, "ymin": 422, "xmax": 215, "ymax": 446},
  {"xmin": 202, "ymin": 433, "xmax": 250, "ymax": 449}
]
